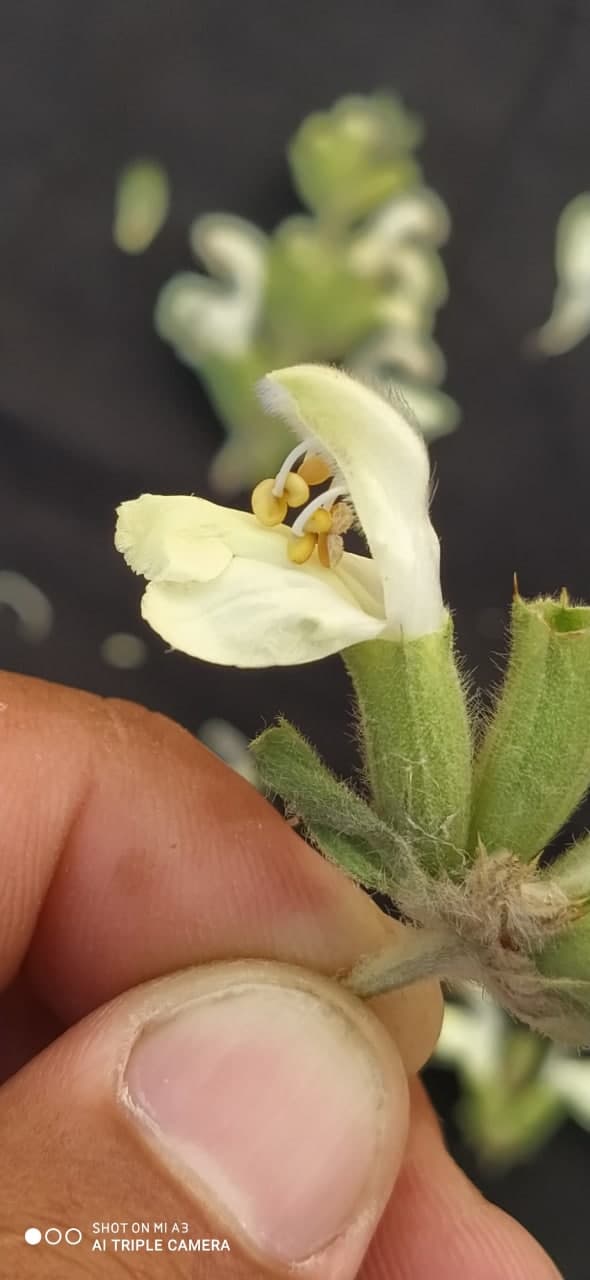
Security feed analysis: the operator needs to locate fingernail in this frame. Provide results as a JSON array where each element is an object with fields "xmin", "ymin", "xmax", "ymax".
[{"xmin": 124, "ymin": 972, "xmax": 391, "ymax": 1263}]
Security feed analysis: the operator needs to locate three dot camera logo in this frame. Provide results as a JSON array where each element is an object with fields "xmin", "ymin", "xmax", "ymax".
[
  {"xmin": 23, "ymin": 1221, "xmax": 231, "ymax": 1255},
  {"xmin": 25, "ymin": 1226, "xmax": 82, "ymax": 1246}
]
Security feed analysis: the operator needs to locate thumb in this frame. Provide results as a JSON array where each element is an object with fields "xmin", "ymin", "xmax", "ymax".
[{"xmin": 1, "ymin": 960, "xmax": 409, "ymax": 1278}]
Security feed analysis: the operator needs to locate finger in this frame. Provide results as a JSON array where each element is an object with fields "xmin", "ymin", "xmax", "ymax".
[
  {"xmin": 0, "ymin": 672, "xmax": 441, "ymax": 1072},
  {"xmin": 359, "ymin": 1079, "xmax": 562, "ymax": 1280},
  {"xmin": 0, "ymin": 972, "xmax": 62, "ymax": 1081},
  {"xmin": 1, "ymin": 960, "xmax": 409, "ymax": 1280}
]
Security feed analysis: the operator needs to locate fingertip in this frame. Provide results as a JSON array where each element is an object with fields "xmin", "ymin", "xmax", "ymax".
[
  {"xmin": 369, "ymin": 976, "xmax": 443, "ymax": 1075},
  {"xmin": 1, "ymin": 959, "xmax": 411, "ymax": 1280},
  {"xmin": 120, "ymin": 962, "xmax": 410, "ymax": 1273}
]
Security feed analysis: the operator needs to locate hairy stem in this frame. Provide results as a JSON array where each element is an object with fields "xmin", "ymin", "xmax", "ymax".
[{"xmin": 344, "ymin": 926, "xmax": 465, "ymax": 998}]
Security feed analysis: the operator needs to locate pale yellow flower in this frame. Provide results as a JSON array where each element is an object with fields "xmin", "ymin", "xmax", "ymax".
[{"xmin": 115, "ymin": 365, "xmax": 445, "ymax": 667}]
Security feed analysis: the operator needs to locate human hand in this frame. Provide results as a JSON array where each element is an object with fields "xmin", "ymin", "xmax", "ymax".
[{"xmin": 0, "ymin": 674, "xmax": 561, "ymax": 1277}]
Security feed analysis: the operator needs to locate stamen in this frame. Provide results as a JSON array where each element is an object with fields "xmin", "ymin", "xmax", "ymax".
[
  {"xmin": 291, "ymin": 485, "xmax": 348, "ymax": 538},
  {"xmin": 288, "ymin": 531, "xmax": 317, "ymax": 564},
  {"xmin": 252, "ymin": 446, "xmax": 351, "ymax": 570},
  {"xmin": 271, "ymin": 442, "xmax": 309, "ymax": 497},
  {"xmin": 297, "ymin": 453, "xmax": 333, "ymax": 486},
  {"xmin": 283, "ymin": 471, "xmax": 310, "ymax": 509},
  {"xmin": 305, "ymin": 506, "xmax": 333, "ymax": 534},
  {"xmin": 251, "ymin": 478, "xmax": 288, "ymax": 527}
]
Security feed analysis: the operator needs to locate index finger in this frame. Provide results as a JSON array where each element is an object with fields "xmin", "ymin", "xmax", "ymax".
[{"xmin": 0, "ymin": 672, "xmax": 441, "ymax": 1070}]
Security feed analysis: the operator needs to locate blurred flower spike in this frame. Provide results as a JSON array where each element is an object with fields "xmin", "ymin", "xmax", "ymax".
[
  {"xmin": 155, "ymin": 92, "xmax": 459, "ymax": 494},
  {"xmin": 435, "ymin": 990, "xmax": 590, "ymax": 1166},
  {"xmin": 527, "ymin": 192, "xmax": 590, "ymax": 356},
  {"xmin": 115, "ymin": 366, "xmax": 445, "ymax": 667}
]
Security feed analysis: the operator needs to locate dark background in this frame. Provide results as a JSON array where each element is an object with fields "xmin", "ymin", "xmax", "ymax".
[{"xmin": 1, "ymin": 1, "xmax": 589, "ymax": 1273}]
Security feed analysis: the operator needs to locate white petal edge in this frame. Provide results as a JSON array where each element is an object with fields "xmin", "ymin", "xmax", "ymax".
[{"xmin": 116, "ymin": 496, "xmax": 234, "ymax": 583}]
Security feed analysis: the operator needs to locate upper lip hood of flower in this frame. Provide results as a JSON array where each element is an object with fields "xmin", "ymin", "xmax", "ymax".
[
  {"xmin": 258, "ymin": 365, "xmax": 444, "ymax": 637},
  {"xmin": 115, "ymin": 365, "xmax": 445, "ymax": 668}
]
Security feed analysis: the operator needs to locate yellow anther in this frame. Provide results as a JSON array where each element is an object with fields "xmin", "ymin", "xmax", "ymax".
[
  {"xmin": 318, "ymin": 532, "xmax": 344, "ymax": 569},
  {"xmin": 251, "ymin": 478, "xmax": 288, "ymax": 527},
  {"xmin": 330, "ymin": 501, "xmax": 354, "ymax": 535},
  {"xmin": 283, "ymin": 472, "xmax": 310, "ymax": 508},
  {"xmin": 288, "ymin": 531, "xmax": 317, "ymax": 564},
  {"xmin": 304, "ymin": 507, "xmax": 333, "ymax": 534},
  {"xmin": 297, "ymin": 453, "xmax": 332, "ymax": 486}
]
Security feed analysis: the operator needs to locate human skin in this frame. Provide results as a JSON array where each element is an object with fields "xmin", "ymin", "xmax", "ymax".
[{"xmin": 0, "ymin": 673, "xmax": 561, "ymax": 1278}]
